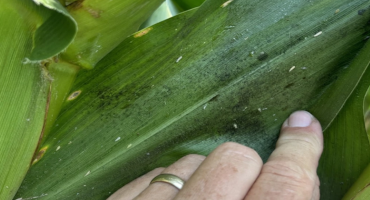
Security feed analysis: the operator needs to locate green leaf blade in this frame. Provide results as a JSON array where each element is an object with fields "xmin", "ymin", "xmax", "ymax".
[
  {"xmin": 167, "ymin": 0, "xmax": 205, "ymax": 15},
  {"xmin": 16, "ymin": 0, "xmax": 370, "ymax": 199},
  {"xmin": 344, "ymin": 164, "xmax": 370, "ymax": 200},
  {"xmin": 61, "ymin": 0, "xmax": 164, "ymax": 69},
  {"xmin": 0, "ymin": 1, "xmax": 53, "ymax": 199},
  {"xmin": 30, "ymin": 0, "xmax": 77, "ymax": 61},
  {"xmin": 318, "ymin": 66, "xmax": 370, "ymax": 199},
  {"xmin": 326, "ymin": 41, "xmax": 370, "ymax": 200}
]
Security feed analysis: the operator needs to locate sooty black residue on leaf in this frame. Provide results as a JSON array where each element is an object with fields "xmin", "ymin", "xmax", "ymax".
[{"xmin": 358, "ymin": 9, "xmax": 366, "ymax": 16}]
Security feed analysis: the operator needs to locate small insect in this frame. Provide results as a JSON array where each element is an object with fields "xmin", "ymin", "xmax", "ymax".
[
  {"xmin": 176, "ymin": 56, "xmax": 183, "ymax": 63},
  {"xmin": 314, "ymin": 31, "xmax": 322, "ymax": 37}
]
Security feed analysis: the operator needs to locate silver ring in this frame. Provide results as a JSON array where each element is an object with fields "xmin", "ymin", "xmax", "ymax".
[{"xmin": 150, "ymin": 174, "xmax": 185, "ymax": 190}]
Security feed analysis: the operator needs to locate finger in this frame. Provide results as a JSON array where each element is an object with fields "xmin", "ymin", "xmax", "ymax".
[
  {"xmin": 107, "ymin": 167, "xmax": 164, "ymax": 200},
  {"xmin": 311, "ymin": 175, "xmax": 320, "ymax": 200},
  {"xmin": 245, "ymin": 111, "xmax": 323, "ymax": 200},
  {"xmin": 135, "ymin": 154, "xmax": 205, "ymax": 200},
  {"xmin": 175, "ymin": 142, "xmax": 263, "ymax": 200}
]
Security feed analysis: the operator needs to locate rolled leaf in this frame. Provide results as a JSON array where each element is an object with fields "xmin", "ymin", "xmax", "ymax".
[
  {"xmin": 0, "ymin": 0, "xmax": 76, "ymax": 199},
  {"xmin": 167, "ymin": 0, "xmax": 205, "ymax": 15},
  {"xmin": 41, "ymin": 0, "xmax": 165, "ymax": 142},
  {"xmin": 30, "ymin": 0, "xmax": 77, "ymax": 60},
  {"xmin": 61, "ymin": 0, "xmax": 164, "ymax": 69}
]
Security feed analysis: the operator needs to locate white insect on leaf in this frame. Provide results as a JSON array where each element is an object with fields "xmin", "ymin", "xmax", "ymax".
[
  {"xmin": 176, "ymin": 56, "xmax": 183, "ymax": 63},
  {"xmin": 85, "ymin": 171, "xmax": 91, "ymax": 177},
  {"xmin": 221, "ymin": 0, "xmax": 233, "ymax": 8},
  {"xmin": 314, "ymin": 31, "xmax": 322, "ymax": 37}
]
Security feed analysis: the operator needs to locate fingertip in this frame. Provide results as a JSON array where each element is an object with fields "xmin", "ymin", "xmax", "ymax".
[
  {"xmin": 281, "ymin": 110, "xmax": 323, "ymax": 146},
  {"xmin": 283, "ymin": 111, "xmax": 315, "ymax": 128},
  {"xmin": 244, "ymin": 111, "xmax": 323, "ymax": 200}
]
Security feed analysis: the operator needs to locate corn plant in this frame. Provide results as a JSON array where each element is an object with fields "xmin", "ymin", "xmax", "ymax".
[{"xmin": 1, "ymin": 0, "xmax": 370, "ymax": 199}]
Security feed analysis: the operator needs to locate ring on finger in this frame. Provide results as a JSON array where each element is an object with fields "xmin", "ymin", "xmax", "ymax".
[{"xmin": 150, "ymin": 174, "xmax": 185, "ymax": 190}]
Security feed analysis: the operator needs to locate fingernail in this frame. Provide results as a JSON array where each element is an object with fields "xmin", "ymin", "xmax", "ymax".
[{"xmin": 287, "ymin": 111, "xmax": 313, "ymax": 127}]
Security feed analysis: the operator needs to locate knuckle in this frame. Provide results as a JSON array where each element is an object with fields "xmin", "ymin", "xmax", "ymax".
[
  {"xmin": 179, "ymin": 154, "xmax": 206, "ymax": 162},
  {"xmin": 262, "ymin": 160, "xmax": 315, "ymax": 193},
  {"xmin": 300, "ymin": 134, "xmax": 322, "ymax": 152},
  {"xmin": 153, "ymin": 167, "xmax": 165, "ymax": 172},
  {"xmin": 215, "ymin": 142, "xmax": 262, "ymax": 165},
  {"xmin": 279, "ymin": 131, "xmax": 323, "ymax": 155}
]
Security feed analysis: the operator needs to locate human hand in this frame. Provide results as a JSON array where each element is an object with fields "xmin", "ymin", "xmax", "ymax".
[{"xmin": 108, "ymin": 111, "xmax": 323, "ymax": 200}]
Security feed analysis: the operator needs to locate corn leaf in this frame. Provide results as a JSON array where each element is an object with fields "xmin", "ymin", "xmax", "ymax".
[
  {"xmin": 344, "ymin": 163, "xmax": 370, "ymax": 199},
  {"xmin": 0, "ymin": 0, "xmax": 76, "ymax": 199},
  {"xmin": 14, "ymin": 0, "xmax": 370, "ymax": 199},
  {"xmin": 139, "ymin": 1, "xmax": 173, "ymax": 29},
  {"xmin": 41, "ymin": 0, "xmax": 164, "ymax": 143},
  {"xmin": 0, "ymin": 0, "xmax": 163, "ymax": 199},
  {"xmin": 60, "ymin": 0, "xmax": 164, "ymax": 69},
  {"xmin": 317, "ymin": 41, "xmax": 370, "ymax": 199},
  {"xmin": 29, "ymin": 0, "xmax": 77, "ymax": 60},
  {"xmin": 167, "ymin": 0, "xmax": 205, "ymax": 15}
]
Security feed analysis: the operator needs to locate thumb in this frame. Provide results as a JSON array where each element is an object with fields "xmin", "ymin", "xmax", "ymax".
[{"xmin": 245, "ymin": 111, "xmax": 323, "ymax": 200}]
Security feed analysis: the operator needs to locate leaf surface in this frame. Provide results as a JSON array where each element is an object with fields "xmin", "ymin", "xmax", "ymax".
[
  {"xmin": 60, "ymin": 0, "xmax": 164, "ymax": 69},
  {"xmin": 41, "ymin": 0, "xmax": 165, "ymax": 142},
  {"xmin": 0, "ymin": 0, "xmax": 76, "ymax": 199},
  {"xmin": 317, "ymin": 41, "xmax": 370, "ymax": 199},
  {"xmin": 16, "ymin": 0, "xmax": 370, "ymax": 199},
  {"xmin": 139, "ymin": 1, "xmax": 174, "ymax": 29},
  {"xmin": 167, "ymin": 0, "xmax": 205, "ymax": 15},
  {"xmin": 30, "ymin": 0, "xmax": 77, "ymax": 60}
]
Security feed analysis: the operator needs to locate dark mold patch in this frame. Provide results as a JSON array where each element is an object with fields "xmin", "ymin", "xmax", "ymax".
[
  {"xmin": 223, "ymin": 110, "xmax": 263, "ymax": 136},
  {"xmin": 358, "ymin": 9, "xmax": 366, "ymax": 16}
]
